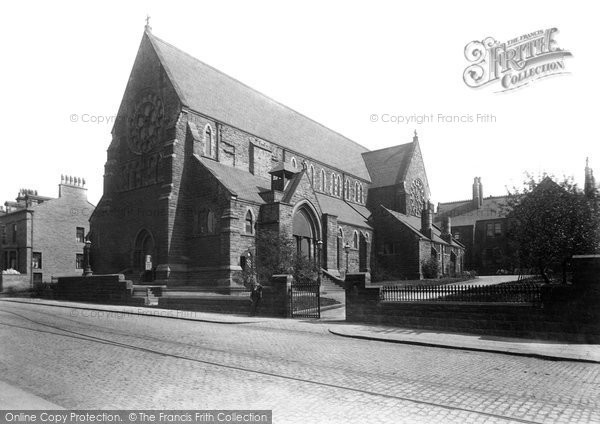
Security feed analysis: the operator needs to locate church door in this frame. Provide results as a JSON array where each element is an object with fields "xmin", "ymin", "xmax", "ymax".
[{"xmin": 133, "ymin": 229, "xmax": 155, "ymax": 273}]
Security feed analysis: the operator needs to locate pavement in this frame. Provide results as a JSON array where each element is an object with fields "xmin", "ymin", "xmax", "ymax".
[
  {"xmin": 2, "ymin": 297, "xmax": 598, "ymax": 364},
  {"xmin": 0, "ymin": 380, "xmax": 64, "ymax": 409}
]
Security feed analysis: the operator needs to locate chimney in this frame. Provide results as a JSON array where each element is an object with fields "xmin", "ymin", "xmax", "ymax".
[
  {"xmin": 472, "ymin": 177, "xmax": 482, "ymax": 209},
  {"xmin": 59, "ymin": 174, "xmax": 88, "ymax": 198},
  {"xmin": 441, "ymin": 216, "xmax": 452, "ymax": 243},
  {"xmin": 585, "ymin": 157, "xmax": 597, "ymax": 197},
  {"xmin": 421, "ymin": 201, "xmax": 433, "ymax": 239},
  {"xmin": 478, "ymin": 177, "xmax": 483, "ymax": 204}
]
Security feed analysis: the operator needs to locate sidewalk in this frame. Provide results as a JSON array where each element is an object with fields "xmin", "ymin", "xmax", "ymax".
[
  {"xmin": 0, "ymin": 380, "xmax": 64, "ymax": 409},
  {"xmin": 2, "ymin": 297, "xmax": 599, "ymax": 364}
]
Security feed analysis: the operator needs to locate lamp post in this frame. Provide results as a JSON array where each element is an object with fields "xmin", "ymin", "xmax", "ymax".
[
  {"xmin": 316, "ymin": 240, "xmax": 323, "ymax": 285},
  {"xmin": 344, "ymin": 243, "xmax": 351, "ymax": 274},
  {"xmin": 83, "ymin": 240, "xmax": 93, "ymax": 277}
]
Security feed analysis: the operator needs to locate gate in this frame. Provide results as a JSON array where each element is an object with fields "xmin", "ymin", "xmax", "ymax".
[{"xmin": 290, "ymin": 280, "xmax": 321, "ymax": 318}]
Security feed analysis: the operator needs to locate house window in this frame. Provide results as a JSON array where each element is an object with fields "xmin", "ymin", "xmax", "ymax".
[
  {"xmin": 359, "ymin": 184, "xmax": 364, "ymax": 203},
  {"xmin": 320, "ymin": 169, "xmax": 326, "ymax": 192},
  {"xmin": 453, "ymin": 231, "xmax": 461, "ymax": 240},
  {"xmin": 207, "ymin": 210, "xmax": 217, "ymax": 234},
  {"xmin": 1, "ymin": 225, "xmax": 5, "ymax": 244},
  {"xmin": 344, "ymin": 179, "xmax": 350, "ymax": 200},
  {"xmin": 494, "ymin": 222, "xmax": 502, "ymax": 236},
  {"xmin": 204, "ymin": 124, "xmax": 213, "ymax": 157},
  {"xmin": 76, "ymin": 227, "xmax": 85, "ymax": 243},
  {"xmin": 486, "ymin": 223, "xmax": 494, "ymax": 237},
  {"xmin": 290, "ymin": 157, "xmax": 297, "ymax": 169},
  {"xmin": 12, "ymin": 224, "xmax": 17, "ymax": 242},
  {"xmin": 245, "ymin": 210, "xmax": 254, "ymax": 234},
  {"xmin": 309, "ymin": 165, "xmax": 315, "ymax": 186},
  {"xmin": 353, "ymin": 231, "xmax": 358, "ymax": 249},
  {"xmin": 32, "ymin": 252, "xmax": 42, "ymax": 269},
  {"xmin": 33, "ymin": 273, "xmax": 42, "ymax": 284},
  {"xmin": 76, "ymin": 254, "xmax": 84, "ymax": 269},
  {"xmin": 354, "ymin": 182, "xmax": 359, "ymax": 201}
]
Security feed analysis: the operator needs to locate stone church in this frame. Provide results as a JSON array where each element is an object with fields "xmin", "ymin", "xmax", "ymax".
[{"xmin": 89, "ymin": 25, "xmax": 464, "ymax": 286}]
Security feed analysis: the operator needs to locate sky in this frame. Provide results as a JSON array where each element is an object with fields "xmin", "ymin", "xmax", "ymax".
[{"xmin": 0, "ymin": 0, "xmax": 598, "ymax": 208}]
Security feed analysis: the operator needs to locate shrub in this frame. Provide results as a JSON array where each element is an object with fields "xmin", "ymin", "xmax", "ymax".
[{"xmin": 421, "ymin": 257, "xmax": 440, "ymax": 279}]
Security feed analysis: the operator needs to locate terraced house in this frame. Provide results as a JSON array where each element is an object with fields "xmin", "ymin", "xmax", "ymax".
[
  {"xmin": 0, "ymin": 177, "xmax": 94, "ymax": 289},
  {"xmin": 89, "ymin": 25, "xmax": 464, "ymax": 287}
]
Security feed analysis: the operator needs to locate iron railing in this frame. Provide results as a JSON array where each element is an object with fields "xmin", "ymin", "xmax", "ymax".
[
  {"xmin": 380, "ymin": 283, "xmax": 543, "ymax": 303},
  {"xmin": 290, "ymin": 281, "xmax": 321, "ymax": 318}
]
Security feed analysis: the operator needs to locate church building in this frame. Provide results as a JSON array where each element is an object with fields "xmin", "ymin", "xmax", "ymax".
[{"xmin": 89, "ymin": 25, "xmax": 464, "ymax": 287}]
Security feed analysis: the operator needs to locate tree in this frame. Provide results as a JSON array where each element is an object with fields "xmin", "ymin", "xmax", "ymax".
[
  {"xmin": 506, "ymin": 174, "xmax": 600, "ymax": 284},
  {"xmin": 252, "ymin": 230, "xmax": 318, "ymax": 285}
]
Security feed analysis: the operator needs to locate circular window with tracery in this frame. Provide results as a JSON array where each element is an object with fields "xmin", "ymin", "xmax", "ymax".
[
  {"xmin": 128, "ymin": 92, "xmax": 165, "ymax": 154},
  {"xmin": 409, "ymin": 179, "xmax": 425, "ymax": 216}
]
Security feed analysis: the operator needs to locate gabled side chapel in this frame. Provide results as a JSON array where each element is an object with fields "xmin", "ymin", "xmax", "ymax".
[{"xmin": 89, "ymin": 26, "xmax": 464, "ymax": 286}]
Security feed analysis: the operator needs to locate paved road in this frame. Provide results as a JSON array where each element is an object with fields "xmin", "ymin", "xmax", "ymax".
[{"xmin": 0, "ymin": 301, "xmax": 599, "ymax": 423}]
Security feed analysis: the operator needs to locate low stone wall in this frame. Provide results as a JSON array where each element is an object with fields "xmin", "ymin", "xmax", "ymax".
[
  {"xmin": 56, "ymin": 274, "xmax": 133, "ymax": 304},
  {"xmin": 0, "ymin": 274, "xmax": 30, "ymax": 293},
  {"xmin": 156, "ymin": 275, "xmax": 291, "ymax": 317},
  {"xmin": 346, "ymin": 267, "xmax": 600, "ymax": 343}
]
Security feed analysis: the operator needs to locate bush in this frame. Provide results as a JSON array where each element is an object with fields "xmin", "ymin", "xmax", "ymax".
[{"xmin": 421, "ymin": 257, "xmax": 440, "ymax": 279}]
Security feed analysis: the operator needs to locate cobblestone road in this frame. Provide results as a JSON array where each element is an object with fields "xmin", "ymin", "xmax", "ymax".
[{"xmin": 0, "ymin": 302, "xmax": 599, "ymax": 423}]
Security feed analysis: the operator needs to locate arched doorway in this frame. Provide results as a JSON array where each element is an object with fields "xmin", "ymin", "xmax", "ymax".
[
  {"xmin": 133, "ymin": 229, "xmax": 155, "ymax": 273},
  {"xmin": 293, "ymin": 207, "xmax": 318, "ymax": 259},
  {"xmin": 359, "ymin": 232, "xmax": 368, "ymax": 271}
]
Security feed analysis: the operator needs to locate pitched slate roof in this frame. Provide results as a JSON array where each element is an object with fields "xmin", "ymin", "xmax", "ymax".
[
  {"xmin": 315, "ymin": 193, "xmax": 372, "ymax": 229},
  {"xmin": 362, "ymin": 142, "xmax": 415, "ymax": 188},
  {"xmin": 382, "ymin": 207, "xmax": 462, "ymax": 247},
  {"xmin": 194, "ymin": 155, "xmax": 270, "ymax": 204},
  {"xmin": 148, "ymin": 32, "xmax": 371, "ymax": 180},
  {"xmin": 435, "ymin": 196, "xmax": 510, "ymax": 227}
]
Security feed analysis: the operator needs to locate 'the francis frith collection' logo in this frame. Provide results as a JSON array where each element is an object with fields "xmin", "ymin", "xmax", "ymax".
[{"xmin": 463, "ymin": 28, "xmax": 572, "ymax": 92}]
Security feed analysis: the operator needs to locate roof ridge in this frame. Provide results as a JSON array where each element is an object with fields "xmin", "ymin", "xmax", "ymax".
[
  {"xmin": 438, "ymin": 198, "xmax": 471, "ymax": 205},
  {"xmin": 148, "ymin": 32, "xmax": 370, "ymax": 153},
  {"xmin": 438, "ymin": 194, "xmax": 510, "ymax": 205},
  {"xmin": 362, "ymin": 141, "xmax": 413, "ymax": 156}
]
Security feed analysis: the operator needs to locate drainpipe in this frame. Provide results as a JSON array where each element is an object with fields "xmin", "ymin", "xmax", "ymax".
[{"xmin": 28, "ymin": 210, "xmax": 34, "ymax": 289}]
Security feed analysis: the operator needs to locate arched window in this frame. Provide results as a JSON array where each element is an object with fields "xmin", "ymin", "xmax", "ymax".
[
  {"xmin": 245, "ymin": 210, "xmax": 254, "ymax": 234},
  {"xmin": 359, "ymin": 184, "xmax": 364, "ymax": 203},
  {"xmin": 291, "ymin": 157, "xmax": 297, "ymax": 169},
  {"xmin": 320, "ymin": 169, "xmax": 326, "ymax": 192},
  {"xmin": 352, "ymin": 231, "xmax": 358, "ymax": 249},
  {"xmin": 344, "ymin": 179, "xmax": 350, "ymax": 200},
  {"xmin": 207, "ymin": 210, "xmax": 216, "ymax": 233},
  {"xmin": 204, "ymin": 124, "xmax": 213, "ymax": 157},
  {"xmin": 309, "ymin": 165, "xmax": 315, "ymax": 186},
  {"xmin": 336, "ymin": 175, "xmax": 341, "ymax": 197},
  {"xmin": 354, "ymin": 182, "xmax": 359, "ymax": 202},
  {"xmin": 330, "ymin": 173, "xmax": 335, "ymax": 194}
]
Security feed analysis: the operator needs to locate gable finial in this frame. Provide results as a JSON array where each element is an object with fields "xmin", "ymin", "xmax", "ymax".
[
  {"xmin": 145, "ymin": 14, "xmax": 152, "ymax": 33},
  {"xmin": 413, "ymin": 129, "xmax": 418, "ymax": 142}
]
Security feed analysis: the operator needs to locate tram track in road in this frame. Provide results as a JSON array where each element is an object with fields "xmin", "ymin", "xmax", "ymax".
[{"xmin": 0, "ymin": 306, "xmax": 546, "ymax": 424}]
